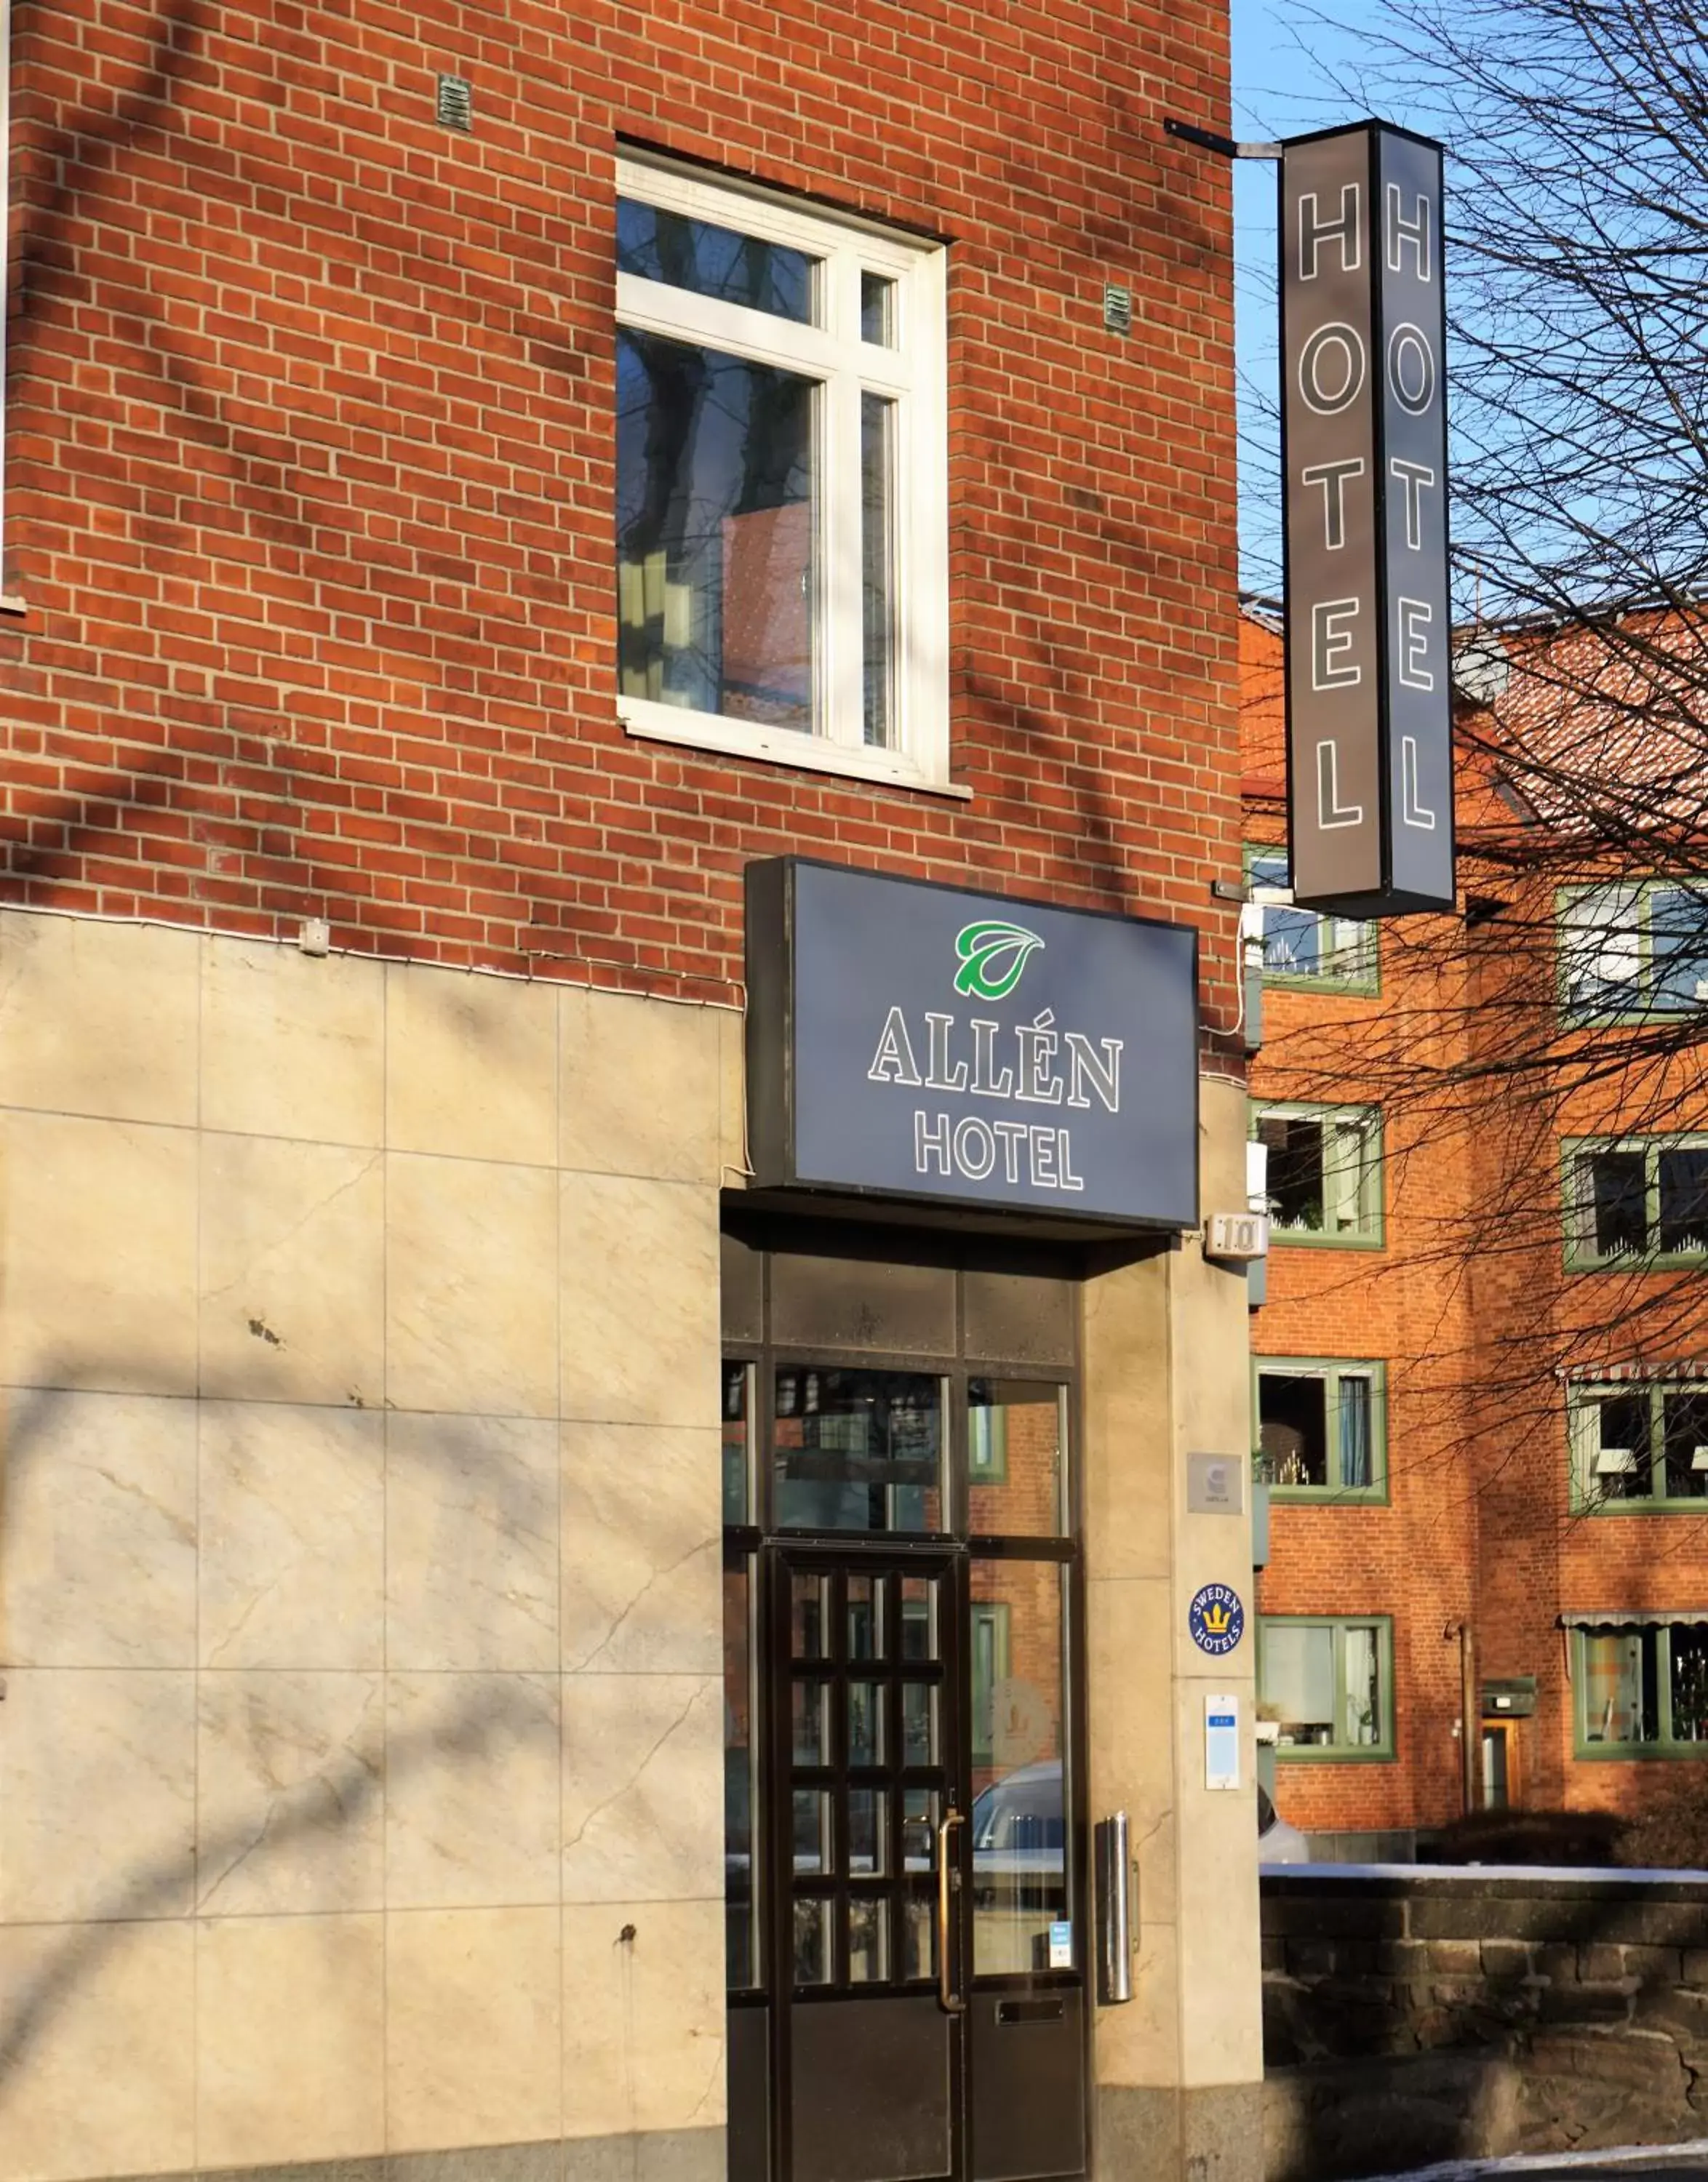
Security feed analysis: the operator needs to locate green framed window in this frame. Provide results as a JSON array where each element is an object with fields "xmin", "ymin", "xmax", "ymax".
[
  {"xmin": 1565, "ymin": 1136, "xmax": 1708, "ymax": 1267},
  {"xmin": 1256, "ymin": 1359, "xmax": 1387, "ymax": 1500},
  {"xmin": 969, "ymin": 1600, "xmax": 1011, "ymax": 1765},
  {"xmin": 1258, "ymin": 1615, "xmax": 1394, "ymax": 1761},
  {"xmin": 1573, "ymin": 1620, "xmax": 1708, "ymax": 1755},
  {"xmin": 1246, "ymin": 847, "xmax": 1377, "ymax": 990},
  {"xmin": 1568, "ymin": 1379, "xmax": 1708, "ymax": 1508},
  {"xmin": 1560, "ymin": 881, "xmax": 1708, "ymax": 1022},
  {"xmin": 1251, "ymin": 1101, "xmax": 1384, "ymax": 1247}
]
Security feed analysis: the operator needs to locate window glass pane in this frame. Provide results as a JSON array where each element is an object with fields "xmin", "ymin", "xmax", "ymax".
[
  {"xmin": 617, "ymin": 327, "xmax": 816, "ymax": 731},
  {"xmin": 1672, "ymin": 1628, "xmax": 1708, "ymax": 1741},
  {"xmin": 861, "ymin": 393, "xmax": 897, "ymax": 748},
  {"xmin": 1338, "ymin": 1375, "xmax": 1373, "ymax": 1490},
  {"xmin": 722, "ymin": 1362, "xmax": 750, "ymax": 1524},
  {"xmin": 793, "ymin": 1789, "xmax": 831, "ymax": 1874},
  {"xmin": 1662, "ymin": 1392, "xmax": 1708, "ymax": 1499},
  {"xmin": 1581, "ymin": 1150, "xmax": 1646, "ymax": 1258},
  {"xmin": 618, "ymin": 197, "xmax": 818, "ymax": 323},
  {"xmin": 1341, "ymin": 1626, "xmax": 1381, "ymax": 1747},
  {"xmin": 849, "ymin": 1897, "xmax": 890, "ymax": 1981},
  {"xmin": 1326, "ymin": 1121, "xmax": 1370, "ymax": 1233},
  {"xmin": 1649, "ymin": 887, "xmax": 1708, "ymax": 1011},
  {"xmin": 967, "ymin": 1380, "xmax": 1066, "ymax": 1535},
  {"xmin": 1562, "ymin": 887, "xmax": 1642, "ymax": 1013},
  {"xmin": 1260, "ymin": 1114, "xmax": 1326, "ymax": 1233},
  {"xmin": 1258, "ymin": 1372, "xmax": 1328, "ymax": 1488},
  {"xmin": 968, "ymin": 1559, "xmax": 1067, "ymax": 1975},
  {"xmin": 772, "ymin": 1367, "xmax": 945, "ymax": 1531},
  {"xmin": 1582, "ymin": 1628, "xmax": 1657, "ymax": 1743},
  {"xmin": 1590, "ymin": 1391, "xmax": 1649, "ymax": 1500},
  {"xmin": 724, "ymin": 1559, "xmax": 757, "ymax": 1986},
  {"xmin": 1262, "ymin": 1623, "xmax": 1336, "ymax": 1746},
  {"xmin": 1264, "ymin": 903, "xmax": 1321, "ymax": 976},
  {"xmin": 794, "ymin": 1897, "xmax": 832, "ymax": 1985},
  {"xmin": 1659, "ymin": 1148, "xmax": 1708, "ymax": 1255},
  {"xmin": 1325, "ymin": 915, "xmax": 1373, "ymax": 980},
  {"xmin": 861, "ymin": 271, "xmax": 897, "ymax": 345}
]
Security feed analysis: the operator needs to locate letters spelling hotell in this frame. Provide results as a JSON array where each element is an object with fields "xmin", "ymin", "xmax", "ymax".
[{"xmin": 1281, "ymin": 121, "xmax": 1456, "ymax": 917}]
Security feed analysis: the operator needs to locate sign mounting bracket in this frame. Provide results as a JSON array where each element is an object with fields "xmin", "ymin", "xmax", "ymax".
[{"xmin": 1163, "ymin": 118, "xmax": 1282, "ymax": 161}]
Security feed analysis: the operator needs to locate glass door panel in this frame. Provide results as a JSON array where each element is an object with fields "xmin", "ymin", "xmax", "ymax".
[
  {"xmin": 967, "ymin": 1559, "xmax": 1069, "ymax": 1977},
  {"xmin": 773, "ymin": 1368, "xmax": 947, "ymax": 1532}
]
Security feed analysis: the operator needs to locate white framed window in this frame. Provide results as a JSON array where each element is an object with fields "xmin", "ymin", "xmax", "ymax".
[
  {"xmin": 1250, "ymin": 1102, "xmax": 1384, "ymax": 1247},
  {"xmin": 614, "ymin": 154, "xmax": 951, "ymax": 793}
]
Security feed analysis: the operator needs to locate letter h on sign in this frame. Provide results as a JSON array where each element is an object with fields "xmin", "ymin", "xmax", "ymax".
[{"xmin": 1280, "ymin": 122, "xmax": 1455, "ymax": 917}]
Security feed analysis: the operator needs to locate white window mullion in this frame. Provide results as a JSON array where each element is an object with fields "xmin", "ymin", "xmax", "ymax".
[{"xmin": 823, "ymin": 352, "xmax": 863, "ymax": 746}]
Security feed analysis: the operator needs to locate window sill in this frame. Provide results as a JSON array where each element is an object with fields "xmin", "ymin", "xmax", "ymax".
[
  {"xmin": 1573, "ymin": 1498, "xmax": 1708, "ymax": 1516},
  {"xmin": 1262, "ymin": 972, "xmax": 1380, "ymax": 998},
  {"xmin": 620, "ymin": 700, "xmax": 972, "ymax": 799},
  {"xmin": 1269, "ymin": 1487, "xmax": 1390, "ymax": 1507},
  {"xmin": 1576, "ymin": 1743, "xmax": 1708, "ymax": 1762},
  {"xmin": 1267, "ymin": 1230, "xmax": 1386, "ymax": 1252},
  {"xmin": 1568, "ymin": 1254, "xmax": 1708, "ymax": 1274},
  {"xmin": 1273, "ymin": 1746, "xmax": 1396, "ymax": 1765}
]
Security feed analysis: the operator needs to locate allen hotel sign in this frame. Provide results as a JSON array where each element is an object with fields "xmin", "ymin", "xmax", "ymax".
[
  {"xmin": 1281, "ymin": 121, "xmax": 1456, "ymax": 916},
  {"xmin": 745, "ymin": 859, "xmax": 1199, "ymax": 1231}
]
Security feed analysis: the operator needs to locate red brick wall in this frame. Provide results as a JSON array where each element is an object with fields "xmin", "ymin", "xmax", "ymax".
[{"xmin": 0, "ymin": 0, "xmax": 1244, "ymax": 1020}]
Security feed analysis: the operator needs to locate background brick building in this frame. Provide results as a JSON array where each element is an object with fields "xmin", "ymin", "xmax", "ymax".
[{"xmin": 1245, "ymin": 602, "xmax": 1708, "ymax": 1856}]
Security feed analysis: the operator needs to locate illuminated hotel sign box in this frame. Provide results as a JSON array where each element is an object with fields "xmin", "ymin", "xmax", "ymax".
[
  {"xmin": 744, "ymin": 859, "xmax": 1199, "ymax": 1229},
  {"xmin": 1281, "ymin": 121, "xmax": 1456, "ymax": 916}
]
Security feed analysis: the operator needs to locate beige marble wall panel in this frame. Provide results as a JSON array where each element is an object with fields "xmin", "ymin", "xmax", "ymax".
[
  {"xmin": 1093, "ymin": 1916, "xmax": 1182, "ymax": 2092},
  {"xmin": 1085, "ymin": 1573, "xmax": 1178, "ymax": 1935},
  {"xmin": 199, "ymin": 1402, "xmax": 385, "ymax": 1670},
  {"xmin": 201, "ymin": 938, "xmax": 383, "ymax": 1146},
  {"xmin": 0, "ymin": 914, "xmax": 198, "ymax": 1128},
  {"xmin": 198, "ymin": 1135, "xmax": 385, "ymax": 1405},
  {"xmin": 0, "ymin": 1671, "xmax": 195, "ymax": 1925},
  {"xmin": 1171, "ymin": 1665, "xmax": 1263, "ymax": 2087},
  {"xmin": 559, "ymin": 990, "xmax": 721, "ymax": 1184},
  {"xmin": 717, "ymin": 1006, "xmax": 746, "ymax": 1184},
  {"xmin": 387, "ymin": 1413, "xmax": 558, "ymax": 1671},
  {"xmin": 560, "ymin": 1422, "xmax": 721, "ymax": 1675},
  {"xmin": 385, "ymin": 1671, "xmax": 560, "ymax": 1909},
  {"xmin": 386, "ymin": 1906, "xmax": 562, "ymax": 2151},
  {"xmin": 561, "ymin": 1898, "xmax": 726, "ymax": 2138},
  {"xmin": 0, "ymin": 1111, "xmax": 196, "ymax": 1396},
  {"xmin": 559, "ymin": 1175, "xmax": 719, "ymax": 1429},
  {"xmin": 0, "ymin": 1918, "xmax": 195, "ymax": 2182},
  {"xmin": 196, "ymin": 1671, "xmax": 385, "ymax": 1915},
  {"xmin": 387, "ymin": 963, "xmax": 557, "ymax": 1165},
  {"xmin": 386, "ymin": 1154, "xmax": 558, "ymax": 1418},
  {"xmin": 1080, "ymin": 1252, "xmax": 1172, "ymax": 1583},
  {"xmin": 561, "ymin": 1675, "xmax": 723, "ymax": 1905},
  {"xmin": 0, "ymin": 1389, "xmax": 196, "ymax": 1668},
  {"xmin": 196, "ymin": 1913, "xmax": 385, "ymax": 2167}
]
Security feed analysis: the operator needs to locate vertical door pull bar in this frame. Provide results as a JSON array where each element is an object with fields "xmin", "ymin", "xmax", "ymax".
[{"xmin": 937, "ymin": 1808, "xmax": 967, "ymax": 2014}]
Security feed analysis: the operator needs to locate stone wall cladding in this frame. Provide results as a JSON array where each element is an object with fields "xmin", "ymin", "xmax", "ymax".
[{"xmin": 1262, "ymin": 1869, "xmax": 1708, "ymax": 2181}]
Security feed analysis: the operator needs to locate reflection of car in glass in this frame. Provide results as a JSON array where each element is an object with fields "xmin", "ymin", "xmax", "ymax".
[
  {"xmin": 1258, "ymin": 1784, "xmax": 1309, "ymax": 1864},
  {"xmin": 970, "ymin": 1759, "xmax": 1066, "ymax": 1925}
]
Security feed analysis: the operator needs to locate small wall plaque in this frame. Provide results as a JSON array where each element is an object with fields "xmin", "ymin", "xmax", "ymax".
[{"xmin": 1188, "ymin": 1452, "xmax": 1244, "ymax": 1516}]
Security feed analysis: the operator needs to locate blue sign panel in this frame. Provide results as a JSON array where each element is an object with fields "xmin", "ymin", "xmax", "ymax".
[
  {"xmin": 1188, "ymin": 1583, "xmax": 1245, "ymax": 1658},
  {"xmin": 744, "ymin": 859, "xmax": 1200, "ymax": 1229}
]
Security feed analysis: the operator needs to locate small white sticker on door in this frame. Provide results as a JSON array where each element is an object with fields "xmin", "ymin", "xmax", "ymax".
[{"xmin": 1047, "ymin": 1919, "xmax": 1073, "ymax": 1970}]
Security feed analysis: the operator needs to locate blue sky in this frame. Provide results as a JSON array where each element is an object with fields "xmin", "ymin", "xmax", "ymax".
[{"xmin": 1230, "ymin": 1, "xmax": 1409, "ymax": 589}]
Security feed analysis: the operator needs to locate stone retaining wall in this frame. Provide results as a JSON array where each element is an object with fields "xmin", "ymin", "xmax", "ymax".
[{"xmin": 1261, "ymin": 1868, "xmax": 1708, "ymax": 2181}]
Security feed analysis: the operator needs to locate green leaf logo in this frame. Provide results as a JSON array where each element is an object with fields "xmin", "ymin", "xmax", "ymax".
[{"xmin": 953, "ymin": 920, "xmax": 1045, "ymax": 1002}]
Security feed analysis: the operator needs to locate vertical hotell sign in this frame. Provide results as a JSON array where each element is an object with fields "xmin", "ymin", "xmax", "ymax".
[{"xmin": 1281, "ymin": 122, "xmax": 1455, "ymax": 916}]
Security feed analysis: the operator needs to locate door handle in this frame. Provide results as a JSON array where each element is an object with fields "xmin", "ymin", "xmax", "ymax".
[{"xmin": 937, "ymin": 1807, "xmax": 966, "ymax": 2015}]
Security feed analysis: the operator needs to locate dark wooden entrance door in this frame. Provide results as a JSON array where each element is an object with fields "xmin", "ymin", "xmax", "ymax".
[{"xmin": 769, "ymin": 1546, "xmax": 967, "ymax": 2182}]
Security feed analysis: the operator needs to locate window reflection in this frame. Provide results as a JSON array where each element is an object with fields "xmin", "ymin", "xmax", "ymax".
[
  {"xmin": 967, "ymin": 1558, "xmax": 1067, "ymax": 1974},
  {"xmin": 724, "ymin": 1560, "xmax": 757, "ymax": 1986},
  {"xmin": 773, "ymin": 1368, "xmax": 944, "ymax": 1532},
  {"xmin": 968, "ymin": 1380, "xmax": 1065, "ymax": 1536}
]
